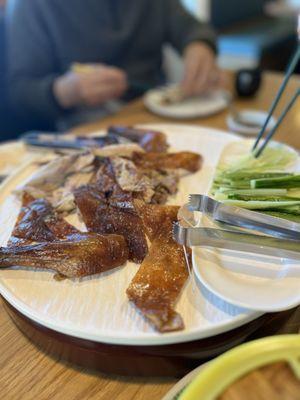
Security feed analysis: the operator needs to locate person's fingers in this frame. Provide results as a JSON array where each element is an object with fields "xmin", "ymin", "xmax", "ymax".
[
  {"xmin": 76, "ymin": 65, "xmax": 128, "ymax": 94},
  {"xmin": 198, "ymin": 66, "xmax": 220, "ymax": 93},
  {"xmin": 92, "ymin": 81, "xmax": 127, "ymax": 98},
  {"xmin": 79, "ymin": 79, "xmax": 127, "ymax": 106},
  {"xmin": 192, "ymin": 60, "xmax": 212, "ymax": 94},
  {"xmin": 89, "ymin": 66, "xmax": 128, "ymax": 86},
  {"xmin": 72, "ymin": 63, "xmax": 128, "ymax": 106},
  {"xmin": 182, "ymin": 51, "xmax": 218, "ymax": 96},
  {"xmin": 216, "ymin": 69, "xmax": 229, "ymax": 89},
  {"xmin": 182, "ymin": 54, "xmax": 202, "ymax": 96}
]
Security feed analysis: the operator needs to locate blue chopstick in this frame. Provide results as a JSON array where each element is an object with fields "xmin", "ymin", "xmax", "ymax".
[
  {"xmin": 252, "ymin": 44, "xmax": 300, "ymax": 155},
  {"xmin": 254, "ymin": 88, "xmax": 300, "ymax": 158}
]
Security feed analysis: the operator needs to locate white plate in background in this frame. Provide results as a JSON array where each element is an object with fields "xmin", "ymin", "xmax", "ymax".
[
  {"xmin": 227, "ymin": 109, "xmax": 277, "ymax": 136},
  {"xmin": 144, "ymin": 87, "xmax": 230, "ymax": 119}
]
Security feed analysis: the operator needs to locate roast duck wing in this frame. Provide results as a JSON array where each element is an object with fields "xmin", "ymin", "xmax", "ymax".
[
  {"xmin": 1, "ymin": 193, "xmax": 128, "ymax": 278},
  {"xmin": 0, "ymin": 233, "xmax": 128, "ymax": 279}
]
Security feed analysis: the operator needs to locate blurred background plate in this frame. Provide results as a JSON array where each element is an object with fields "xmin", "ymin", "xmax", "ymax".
[{"xmin": 144, "ymin": 88, "xmax": 230, "ymax": 119}]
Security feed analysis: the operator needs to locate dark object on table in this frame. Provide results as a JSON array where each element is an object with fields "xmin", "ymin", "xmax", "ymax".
[{"xmin": 235, "ymin": 68, "xmax": 262, "ymax": 98}]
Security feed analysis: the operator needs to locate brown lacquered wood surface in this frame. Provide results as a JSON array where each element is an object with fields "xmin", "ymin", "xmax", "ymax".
[{"xmin": 1, "ymin": 71, "xmax": 300, "ymax": 399}]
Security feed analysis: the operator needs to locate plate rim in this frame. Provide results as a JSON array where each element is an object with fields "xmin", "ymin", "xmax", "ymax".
[
  {"xmin": 0, "ymin": 123, "xmax": 263, "ymax": 346},
  {"xmin": 193, "ymin": 247, "xmax": 300, "ymax": 313},
  {"xmin": 192, "ymin": 136, "xmax": 300, "ymax": 314}
]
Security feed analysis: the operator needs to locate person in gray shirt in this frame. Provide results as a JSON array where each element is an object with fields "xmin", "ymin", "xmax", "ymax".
[{"xmin": 6, "ymin": 0, "xmax": 219, "ymax": 130}]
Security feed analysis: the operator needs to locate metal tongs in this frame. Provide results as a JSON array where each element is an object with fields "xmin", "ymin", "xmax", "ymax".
[
  {"xmin": 173, "ymin": 195, "xmax": 300, "ymax": 260},
  {"xmin": 21, "ymin": 131, "xmax": 130, "ymax": 151}
]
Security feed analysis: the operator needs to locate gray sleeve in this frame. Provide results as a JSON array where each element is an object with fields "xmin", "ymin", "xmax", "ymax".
[
  {"xmin": 6, "ymin": 0, "xmax": 63, "ymax": 123},
  {"xmin": 164, "ymin": 0, "xmax": 217, "ymax": 54}
]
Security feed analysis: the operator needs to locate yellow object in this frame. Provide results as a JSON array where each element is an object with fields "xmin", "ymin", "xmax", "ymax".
[
  {"xmin": 71, "ymin": 62, "xmax": 95, "ymax": 74},
  {"xmin": 179, "ymin": 335, "xmax": 300, "ymax": 400}
]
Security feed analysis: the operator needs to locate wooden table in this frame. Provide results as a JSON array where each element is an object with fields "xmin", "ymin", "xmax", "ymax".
[
  {"xmin": 1, "ymin": 71, "xmax": 300, "ymax": 400},
  {"xmin": 73, "ymin": 71, "xmax": 300, "ymax": 152}
]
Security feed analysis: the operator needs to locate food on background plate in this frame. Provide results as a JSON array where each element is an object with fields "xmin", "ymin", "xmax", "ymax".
[
  {"xmin": 160, "ymin": 85, "xmax": 186, "ymax": 105},
  {"xmin": 0, "ymin": 125, "xmax": 203, "ymax": 332},
  {"xmin": 211, "ymin": 143, "xmax": 300, "ymax": 221}
]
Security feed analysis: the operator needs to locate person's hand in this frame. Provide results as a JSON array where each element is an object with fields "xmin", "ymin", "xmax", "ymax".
[
  {"xmin": 181, "ymin": 42, "xmax": 221, "ymax": 96},
  {"xmin": 53, "ymin": 64, "xmax": 128, "ymax": 108}
]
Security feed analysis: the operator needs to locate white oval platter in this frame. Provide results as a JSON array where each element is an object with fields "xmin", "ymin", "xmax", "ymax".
[{"xmin": 0, "ymin": 124, "xmax": 262, "ymax": 346}]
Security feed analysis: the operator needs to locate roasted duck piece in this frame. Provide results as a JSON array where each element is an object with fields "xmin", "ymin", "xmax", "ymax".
[
  {"xmin": 134, "ymin": 200, "xmax": 179, "ymax": 240},
  {"xmin": 108, "ymin": 125, "xmax": 169, "ymax": 153},
  {"xmin": 92, "ymin": 143, "xmax": 144, "ymax": 158},
  {"xmin": 110, "ymin": 156, "xmax": 179, "ymax": 204},
  {"xmin": 0, "ymin": 233, "xmax": 129, "ymax": 278},
  {"xmin": 112, "ymin": 150, "xmax": 202, "ymax": 205},
  {"xmin": 74, "ymin": 160, "xmax": 148, "ymax": 263},
  {"xmin": 126, "ymin": 204, "xmax": 189, "ymax": 332},
  {"xmin": 18, "ymin": 152, "xmax": 95, "ymax": 213},
  {"xmin": 20, "ymin": 152, "xmax": 95, "ymax": 195},
  {"xmin": 160, "ymin": 85, "xmax": 185, "ymax": 105},
  {"xmin": 131, "ymin": 151, "xmax": 202, "ymax": 173},
  {"xmin": 9, "ymin": 193, "xmax": 78, "ymax": 246},
  {"xmin": 9, "ymin": 195, "xmax": 56, "ymax": 245}
]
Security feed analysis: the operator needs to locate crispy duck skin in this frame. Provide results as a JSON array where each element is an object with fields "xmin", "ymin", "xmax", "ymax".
[
  {"xmin": 74, "ymin": 185, "xmax": 148, "ymax": 263},
  {"xmin": 108, "ymin": 125, "xmax": 169, "ymax": 153},
  {"xmin": 134, "ymin": 200, "xmax": 180, "ymax": 241},
  {"xmin": 126, "ymin": 204, "xmax": 189, "ymax": 332},
  {"xmin": 9, "ymin": 195, "xmax": 56, "ymax": 245},
  {"xmin": 131, "ymin": 151, "xmax": 203, "ymax": 173},
  {"xmin": 0, "ymin": 233, "xmax": 129, "ymax": 278},
  {"xmin": 74, "ymin": 161, "xmax": 148, "ymax": 263},
  {"xmin": 9, "ymin": 193, "xmax": 78, "ymax": 246}
]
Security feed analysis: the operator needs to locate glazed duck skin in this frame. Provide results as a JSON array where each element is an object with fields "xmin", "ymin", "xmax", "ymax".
[
  {"xmin": 134, "ymin": 200, "xmax": 180, "ymax": 241},
  {"xmin": 9, "ymin": 196, "xmax": 56, "ymax": 245},
  {"xmin": 74, "ymin": 184, "xmax": 148, "ymax": 263},
  {"xmin": 131, "ymin": 151, "xmax": 203, "ymax": 173},
  {"xmin": 0, "ymin": 233, "xmax": 129, "ymax": 278},
  {"xmin": 108, "ymin": 126, "xmax": 169, "ymax": 153},
  {"xmin": 9, "ymin": 194, "xmax": 78, "ymax": 246},
  {"xmin": 75, "ymin": 160, "xmax": 148, "ymax": 263},
  {"xmin": 127, "ymin": 204, "xmax": 189, "ymax": 332}
]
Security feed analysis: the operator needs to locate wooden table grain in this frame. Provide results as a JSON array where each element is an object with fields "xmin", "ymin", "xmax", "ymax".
[{"xmin": 1, "ymin": 71, "xmax": 300, "ymax": 400}]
